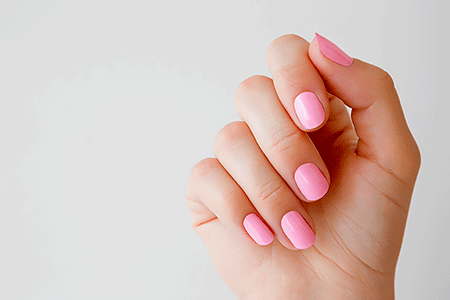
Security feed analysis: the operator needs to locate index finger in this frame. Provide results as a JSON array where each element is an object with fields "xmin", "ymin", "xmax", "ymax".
[{"xmin": 267, "ymin": 34, "xmax": 330, "ymax": 132}]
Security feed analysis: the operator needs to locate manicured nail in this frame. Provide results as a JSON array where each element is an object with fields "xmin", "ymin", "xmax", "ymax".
[
  {"xmin": 294, "ymin": 92, "xmax": 325, "ymax": 129},
  {"xmin": 294, "ymin": 163, "xmax": 329, "ymax": 201},
  {"xmin": 243, "ymin": 213, "xmax": 274, "ymax": 246},
  {"xmin": 281, "ymin": 211, "xmax": 315, "ymax": 249},
  {"xmin": 315, "ymin": 33, "xmax": 353, "ymax": 66}
]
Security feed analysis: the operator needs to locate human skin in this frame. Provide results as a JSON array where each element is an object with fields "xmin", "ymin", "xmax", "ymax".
[{"xmin": 186, "ymin": 34, "xmax": 421, "ymax": 299}]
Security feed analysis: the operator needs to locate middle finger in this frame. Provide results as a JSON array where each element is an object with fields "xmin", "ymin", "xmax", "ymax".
[{"xmin": 235, "ymin": 75, "xmax": 330, "ymax": 203}]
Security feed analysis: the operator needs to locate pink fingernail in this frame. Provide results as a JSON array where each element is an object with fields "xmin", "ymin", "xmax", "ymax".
[
  {"xmin": 294, "ymin": 92, "xmax": 325, "ymax": 129},
  {"xmin": 315, "ymin": 33, "xmax": 353, "ymax": 67},
  {"xmin": 281, "ymin": 211, "xmax": 315, "ymax": 249},
  {"xmin": 243, "ymin": 213, "xmax": 274, "ymax": 246},
  {"xmin": 294, "ymin": 163, "xmax": 329, "ymax": 201}
]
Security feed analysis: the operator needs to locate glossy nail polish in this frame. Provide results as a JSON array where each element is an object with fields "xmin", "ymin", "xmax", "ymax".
[
  {"xmin": 294, "ymin": 92, "xmax": 325, "ymax": 129},
  {"xmin": 294, "ymin": 163, "xmax": 329, "ymax": 201},
  {"xmin": 281, "ymin": 211, "xmax": 315, "ymax": 249},
  {"xmin": 315, "ymin": 33, "xmax": 353, "ymax": 67},
  {"xmin": 243, "ymin": 213, "xmax": 274, "ymax": 246}
]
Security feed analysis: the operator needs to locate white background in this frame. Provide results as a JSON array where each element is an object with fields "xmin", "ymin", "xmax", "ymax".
[{"xmin": 0, "ymin": 0, "xmax": 448, "ymax": 299}]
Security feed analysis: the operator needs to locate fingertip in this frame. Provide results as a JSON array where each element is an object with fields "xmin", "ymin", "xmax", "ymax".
[
  {"xmin": 267, "ymin": 34, "xmax": 309, "ymax": 69},
  {"xmin": 266, "ymin": 34, "xmax": 331, "ymax": 133}
]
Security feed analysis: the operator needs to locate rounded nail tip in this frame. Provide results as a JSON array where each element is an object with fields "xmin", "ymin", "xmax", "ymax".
[
  {"xmin": 303, "ymin": 119, "xmax": 323, "ymax": 130},
  {"xmin": 304, "ymin": 185, "xmax": 329, "ymax": 201},
  {"xmin": 293, "ymin": 236, "xmax": 315, "ymax": 250},
  {"xmin": 341, "ymin": 57, "xmax": 354, "ymax": 67},
  {"xmin": 259, "ymin": 235, "xmax": 275, "ymax": 246},
  {"xmin": 281, "ymin": 211, "xmax": 316, "ymax": 250},
  {"xmin": 257, "ymin": 228, "xmax": 275, "ymax": 246},
  {"xmin": 301, "ymin": 113, "xmax": 325, "ymax": 130},
  {"xmin": 251, "ymin": 232, "xmax": 274, "ymax": 246},
  {"xmin": 336, "ymin": 55, "xmax": 353, "ymax": 67}
]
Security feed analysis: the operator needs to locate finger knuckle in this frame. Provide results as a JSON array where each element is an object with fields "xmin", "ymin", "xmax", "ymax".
[
  {"xmin": 268, "ymin": 124, "xmax": 303, "ymax": 156},
  {"xmin": 267, "ymin": 34, "xmax": 307, "ymax": 56},
  {"xmin": 186, "ymin": 158, "xmax": 220, "ymax": 215},
  {"xmin": 189, "ymin": 157, "xmax": 221, "ymax": 183},
  {"xmin": 214, "ymin": 121, "xmax": 250, "ymax": 154},
  {"xmin": 185, "ymin": 194, "xmax": 202, "ymax": 219},
  {"xmin": 375, "ymin": 67, "xmax": 395, "ymax": 90},
  {"xmin": 267, "ymin": 34, "xmax": 309, "ymax": 70},
  {"xmin": 187, "ymin": 158, "xmax": 221, "ymax": 205},
  {"xmin": 254, "ymin": 178, "xmax": 286, "ymax": 208},
  {"xmin": 412, "ymin": 144, "xmax": 422, "ymax": 171},
  {"xmin": 235, "ymin": 75, "xmax": 272, "ymax": 110},
  {"xmin": 404, "ymin": 139, "xmax": 422, "ymax": 175}
]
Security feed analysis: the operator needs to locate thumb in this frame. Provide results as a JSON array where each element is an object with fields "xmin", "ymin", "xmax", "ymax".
[{"xmin": 309, "ymin": 33, "xmax": 420, "ymax": 185}]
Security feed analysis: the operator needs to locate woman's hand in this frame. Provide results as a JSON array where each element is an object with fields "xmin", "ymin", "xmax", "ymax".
[{"xmin": 186, "ymin": 34, "xmax": 420, "ymax": 299}]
